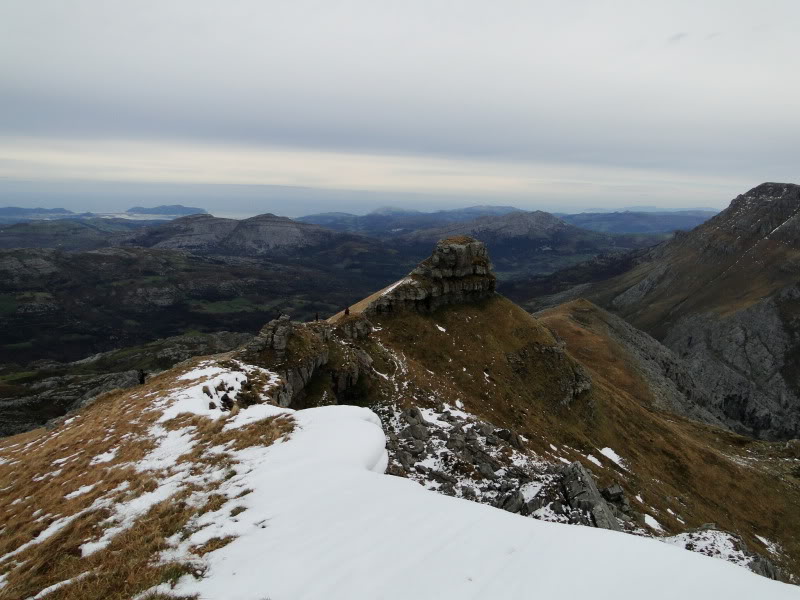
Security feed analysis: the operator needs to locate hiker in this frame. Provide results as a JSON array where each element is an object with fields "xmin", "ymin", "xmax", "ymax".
[
  {"xmin": 345, "ymin": 306, "xmax": 350, "ymax": 316},
  {"xmin": 315, "ymin": 312, "xmax": 319, "ymax": 322},
  {"xmin": 137, "ymin": 369, "xmax": 147, "ymax": 385}
]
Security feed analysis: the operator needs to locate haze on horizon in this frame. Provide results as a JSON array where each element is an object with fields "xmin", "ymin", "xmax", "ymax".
[{"xmin": 1, "ymin": 0, "xmax": 798, "ymax": 216}]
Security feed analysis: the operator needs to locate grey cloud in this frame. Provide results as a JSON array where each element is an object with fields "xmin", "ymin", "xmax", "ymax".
[{"xmin": 1, "ymin": 0, "xmax": 799, "ymax": 208}]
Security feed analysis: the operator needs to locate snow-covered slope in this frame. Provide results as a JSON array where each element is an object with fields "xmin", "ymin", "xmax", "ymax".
[{"xmin": 146, "ymin": 401, "xmax": 796, "ymax": 600}]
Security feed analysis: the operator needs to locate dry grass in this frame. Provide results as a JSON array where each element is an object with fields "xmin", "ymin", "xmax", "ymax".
[
  {"xmin": 538, "ymin": 299, "xmax": 800, "ymax": 577},
  {"xmin": 0, "ymin": 355, "xmax": 294, "ymax": 600}
]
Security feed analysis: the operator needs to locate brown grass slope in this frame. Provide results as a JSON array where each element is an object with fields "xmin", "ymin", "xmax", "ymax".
[
  {"xmin": 537, "ymin": 299, "xmax": 800, "ymax": 576},
  {"xmin": 0, "ymin": 355, "xmax": 292, "ymax": 600}
]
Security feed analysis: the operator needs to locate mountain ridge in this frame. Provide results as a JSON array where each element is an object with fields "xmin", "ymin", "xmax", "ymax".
[{"xmin": 516, "ymin": 182, "xmax": 800, "ymax": 440}]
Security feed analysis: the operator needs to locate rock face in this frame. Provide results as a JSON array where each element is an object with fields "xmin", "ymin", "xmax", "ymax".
[
  {"xmin": 241, "ymin": 317, "xmax": 331, "ymax": 407},
  {"xmin": 364, "ymin": 236, "xmax": 497, "ymax": 315},
  {"xmin": 243, "ymin": 315, "xmax": 295, "ymax": 359},
  {"xmin": 664, "ymin": 296, "xmax": 800, "ymax": 438},
  {"xmin": 240, "ymin": 315, "xmax": 376, "ymax": 408},
  {"xmin": 539, "ymin": 300, "xmax": 725, "ymax": 426},
  {"xmin": 560, "ymin": 461, "xmax": 622, "ymax": 531}
]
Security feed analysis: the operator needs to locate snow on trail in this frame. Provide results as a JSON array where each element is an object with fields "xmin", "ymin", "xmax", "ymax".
[{"xmin": 162, "ymin": 406, "xmax": 798, "ymax": 600}]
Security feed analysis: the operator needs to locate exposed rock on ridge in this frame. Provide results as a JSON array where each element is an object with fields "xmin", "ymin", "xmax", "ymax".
[{"xmin": 362, "ymin": 236, "xmax": 497, "ymax": 316}]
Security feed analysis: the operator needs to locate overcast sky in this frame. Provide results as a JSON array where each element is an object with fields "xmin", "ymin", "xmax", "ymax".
[{"xmin": 1, "ymin": 0, "xmax": 798, "ymax": 216}]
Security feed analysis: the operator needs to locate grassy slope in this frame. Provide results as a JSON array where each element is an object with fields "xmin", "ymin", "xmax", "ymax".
[
  {"xmin": 537, "ymin": 299, "xmax": 800, "ymax": 575},
  {"xmin": 0, "ymin": 355, "xmax": 293, "ymax": 600}
]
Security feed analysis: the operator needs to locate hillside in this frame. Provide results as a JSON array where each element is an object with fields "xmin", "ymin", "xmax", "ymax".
[
  {"xmin": 517, "ymin": 183, "xmax": 800, "ymax": 440},
  {"xmin": 0, "ymin": 219, "xmax": 155, "ymax": 251},
  {"xmin": 124, "ymin": 213, "xmax": 349, "ymax": 255},
  {"xmin": 0, "ymin": 331, "xmax": 251, "ymax": 437},
  {"xmin": 219, "ymin": 238, "xmax": 800, "ymax": 579},
  {"xmin": 2, "ymin": 237, "xmax": 799, "ymax": 598},
  {"xmin": 560, "ymin": 210, "xmax": 717, "ymax": 233}
]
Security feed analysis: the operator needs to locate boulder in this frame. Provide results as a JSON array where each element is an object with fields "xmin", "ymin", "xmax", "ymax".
[{"xmin": 561, "ymin": 462, "xmax": 622, "ymax": 532}]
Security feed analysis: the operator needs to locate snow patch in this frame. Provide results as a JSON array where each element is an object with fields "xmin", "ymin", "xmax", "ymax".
[
  {"xmin": 64, "ymin": 484, "xmax": 96, "ymax": 500},
  {"xmin": 644, "ymin": 514, "xmax": 664, "ymax": 532},
  {"xmin": 599, "ymin": 447, "xmax": 627, "ymax": 469},
  {"xmin": 89, "ymin": 449, "xmax": 117, "ymax": 465}
]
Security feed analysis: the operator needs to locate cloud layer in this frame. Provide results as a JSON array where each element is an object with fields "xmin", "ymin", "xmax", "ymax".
[{"xmin": 1, "ymin": 0, "xmax": 798, "ymax": 212}]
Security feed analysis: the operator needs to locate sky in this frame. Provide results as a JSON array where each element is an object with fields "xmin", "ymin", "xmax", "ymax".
[{"xmin": 1, "ymin": 0, "xmax": 798, "ymax": 217}]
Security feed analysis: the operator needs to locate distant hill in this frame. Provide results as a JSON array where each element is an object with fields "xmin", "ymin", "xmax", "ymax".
[
  {"xmin": 0, "ymin": 207, "xmax": 75, "ymax": 225},
  {"xmin": 393, "ymin": 210, "xmax": 667, "ymax": 279},
  {"xmin": 0, "ymin": 207, "xmax": 73, "ymax": 216},
  {"xmin": 125, "ymin": 204, "xmax": 207, "ymax": 215},
  {"xmin": 298, "ymin": 205, "xmax": 522, "ymax": 237},
  {"xmin": 560, "ymin": 210, "xmax": 717, "ymax": 233},
  {"xmin": 0, "ymin": 218, "xmax": 158, "ymax": 250}
]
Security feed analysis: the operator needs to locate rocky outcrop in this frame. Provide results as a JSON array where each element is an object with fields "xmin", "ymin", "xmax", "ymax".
[
  {"xmin": 664, "ymin": 295, "xmax": 800, "ymax": 439},
  {"xmin": 239, "ymin": 315, "xmax": 378, "ymax": 408},
  {"xmin": 505, "ymin": 339, "xmax": 592, "ymax": 405},
  {"xmin": 240, "ymin": 317, "xmax": 331, "ymax": 407},
  {"xmin": 364, "ymin": 237, "xmax": 497, "ymax": 315},
  {"xmin": 242, "ymin": 315, "xmax": 296, "ymax": 359},
  {"xmin": 382, "ymin": 404, "xmax": 625, "ymax": 533},
  {"xmin": 335, "ymin": 315, "xmax": 373, "ymax": 340},
  {"xmin": 560, "ymin": 461, "xmax": 622, "ymax": 531}
]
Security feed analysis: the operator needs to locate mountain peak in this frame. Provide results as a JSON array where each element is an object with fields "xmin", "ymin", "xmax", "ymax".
[{"xmin": 689, "ymin": 182, "xmax": 800, "ymax": 251}]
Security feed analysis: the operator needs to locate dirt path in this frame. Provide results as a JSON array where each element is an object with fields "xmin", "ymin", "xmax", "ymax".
[{"xmin": 327, "ymin": 278, "xmax": 408, "ymax": 324}]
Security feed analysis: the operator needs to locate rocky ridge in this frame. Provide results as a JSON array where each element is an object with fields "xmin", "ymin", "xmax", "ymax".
[{"xmin": 221, "ymin": 237, "xmax": 794, "ymax": 582}]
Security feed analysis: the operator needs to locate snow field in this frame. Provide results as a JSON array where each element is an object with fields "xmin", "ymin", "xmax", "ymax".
[{"xmin": 151, "ymin": 403, "xmax": 798, "ymax": 600}]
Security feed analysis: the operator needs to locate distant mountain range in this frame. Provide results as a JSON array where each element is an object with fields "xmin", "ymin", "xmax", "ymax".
[
  {"xmin": 297, "ymin": 205, "xmax": 522, "ymax": 236},
  {"xmin": 0, "ymin": 204, "xmax": 206, "ymax": 224},
  {"xmin": 559, "ymin": 210, "xmax": 717, "ymax": 233},
  {"xmin": 125, "ymin": 204, "xmax": 207, "ymax": 215}
]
